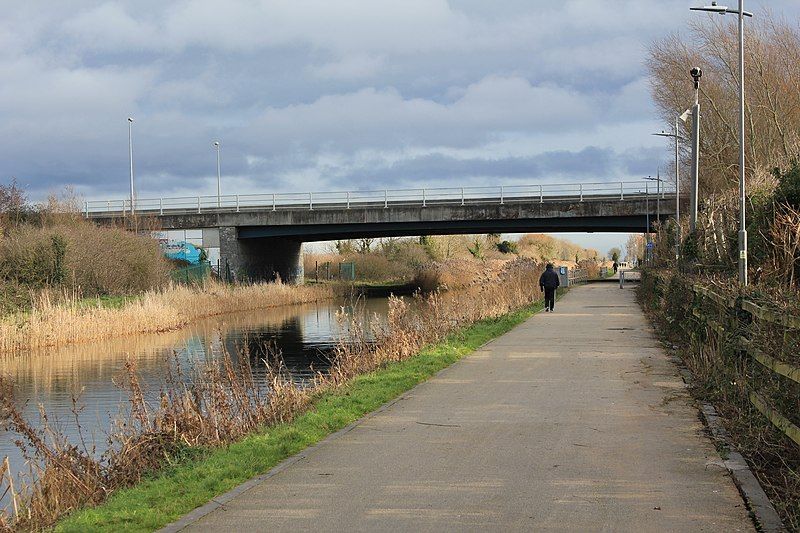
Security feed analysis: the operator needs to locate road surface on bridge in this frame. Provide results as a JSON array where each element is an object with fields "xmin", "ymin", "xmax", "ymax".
[{"xmin": 179, "ymin": 284, "xmax": 752, "ymax": 532}]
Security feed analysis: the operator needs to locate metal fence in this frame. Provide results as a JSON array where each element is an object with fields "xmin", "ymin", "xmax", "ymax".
[
  {"xmin": 568, "ymin": 268, "xmax": 589, "ymax": 285},
  {"xmin": 619, "ymin": 270, "xmax": 642, "ymax": 288},
  {"xmin": 170, "ymin": 262, "xmax": 212, "ymax": 284},
  {"xmin": 83, "ymin": 180, "xmax": 677, "ymax": 217}
]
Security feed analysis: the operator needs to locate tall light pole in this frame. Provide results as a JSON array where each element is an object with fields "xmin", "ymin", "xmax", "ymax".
[
  {"xmin": 128, "ymin": 117, "xmax": 135, "ymax": 215},
  {"xmin": 653, "ymin": 110, "xmax": 691, "ymax": 259},
  {"xmin": 691, "ymin": 0, "xmax": 753, "ymax": 285},
  {"xmin": 213, "ymin": 141, "xmax": 221, "ymax": 207},
  {"xmin": 645, "ymin": 174, "xmax": 665, "ymax": 227},
  {"xmin": 645, "ymin": 177, "xmax": 650, "ymax": 239}
]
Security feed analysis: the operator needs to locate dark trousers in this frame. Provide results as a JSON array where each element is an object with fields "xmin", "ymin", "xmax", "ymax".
[{"xmin": 544, "ymin": 288, "xmax": 556, "ymax": 310}]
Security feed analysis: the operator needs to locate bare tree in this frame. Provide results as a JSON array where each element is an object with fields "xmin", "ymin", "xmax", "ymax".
[
  {"xmin": 648, "ymin": 14, "xmax": 800, "ymax": 194},
  {"xmin": 0, "ymin": 178, "xmax": 29, "ymax": 231}
]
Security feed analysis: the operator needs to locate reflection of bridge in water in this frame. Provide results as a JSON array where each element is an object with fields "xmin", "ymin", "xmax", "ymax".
[{"xmin": 86, "ymin": 181, "xmax": 679, "ymax": 282}]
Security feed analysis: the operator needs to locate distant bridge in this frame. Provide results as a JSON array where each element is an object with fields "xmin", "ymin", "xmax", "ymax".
[{"xmin": 86, "ymin": 181, "xmax": 678, "ymax": 283}]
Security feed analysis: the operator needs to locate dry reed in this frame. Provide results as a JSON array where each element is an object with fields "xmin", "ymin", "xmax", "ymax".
[{"xmin": 0, "ymin": 281, "xmax": 333, "ymax": 357}]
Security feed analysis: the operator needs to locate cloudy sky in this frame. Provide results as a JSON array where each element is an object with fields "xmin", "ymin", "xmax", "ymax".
[{"xmin": 2, "ymin": 0, "xmax": 799, "ymax": 251}]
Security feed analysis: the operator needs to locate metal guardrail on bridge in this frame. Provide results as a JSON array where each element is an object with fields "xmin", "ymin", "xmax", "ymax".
[
  {"xmin": 568, "ymin": 268, "xmax": 589, "ymax": 285},
  {"xmin": 83, "ymin": 180, "xmax": 677, "ymax": 218},
  {"xmin": 619, "ymin": 269, "xmax": 642, "ymax": 288}
]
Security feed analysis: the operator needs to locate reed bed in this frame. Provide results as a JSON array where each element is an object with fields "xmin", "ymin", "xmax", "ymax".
[
  {"xmin": 0, "ymin": 281, "xmax": 333, "ymax": 357},
  {"xmin": 0, "ymin": 259, "xmax": 545, "ymax": 531}
]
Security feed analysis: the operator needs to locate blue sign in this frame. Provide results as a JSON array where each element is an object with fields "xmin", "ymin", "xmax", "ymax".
[{"xmin": 646, "ymin": 242, "xmax": 655, "ymax": 249}]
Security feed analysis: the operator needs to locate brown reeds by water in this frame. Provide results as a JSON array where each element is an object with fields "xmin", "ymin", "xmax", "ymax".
[
  {"xmin": 0, "ymin": 259, "xmax": 545, "ymax": 531},
  {"xmin": 0, "ymin": 281, "xmax": 333, "ymax": 357}
]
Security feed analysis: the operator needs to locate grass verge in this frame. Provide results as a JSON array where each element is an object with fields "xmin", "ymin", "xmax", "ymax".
[{"xmin": 54, "ymin": 298, "xmax": 551, "ymax": 532}]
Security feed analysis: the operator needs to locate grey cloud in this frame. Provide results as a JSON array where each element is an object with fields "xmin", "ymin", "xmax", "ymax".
[{"xmin": 1, "ymin": 0, "xmax": 798, "ymax": 201}]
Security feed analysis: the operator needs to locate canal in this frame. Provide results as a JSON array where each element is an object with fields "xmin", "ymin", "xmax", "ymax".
[{"xmin": 0, "ymin": 296, "xmax": 391, "ymax": 500}]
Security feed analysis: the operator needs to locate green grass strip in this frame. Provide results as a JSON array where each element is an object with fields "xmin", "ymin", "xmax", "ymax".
[{"xmin": 55, "ymin": 298, "xmax": 551, "ymax": 533}]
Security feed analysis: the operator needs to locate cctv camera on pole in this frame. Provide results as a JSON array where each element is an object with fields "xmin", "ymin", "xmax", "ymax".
[{"xmin": 689, "ymin": 68, "xmax": 702, "ymax": 232}]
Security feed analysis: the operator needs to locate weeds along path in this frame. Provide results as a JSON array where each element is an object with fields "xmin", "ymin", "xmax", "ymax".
[
  {"xmin": 0, "ymin": 281, "xmax": 333, "ymax": 356},
  {"xmin": 1, "ymin": 260, "xmax": 549, "ymax": 531}
]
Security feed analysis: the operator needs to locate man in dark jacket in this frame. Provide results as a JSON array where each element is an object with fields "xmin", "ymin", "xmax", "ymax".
[{"xmin": 539, "ymin": 263, "xmax": 560, "ymax": 312}]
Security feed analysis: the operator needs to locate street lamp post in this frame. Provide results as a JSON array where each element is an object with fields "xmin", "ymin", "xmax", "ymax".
[
  {"xmin": 653, "ymin": 109, "xmax": 691, "ymax": 259},
  {"xmin": 213, "ymin": 141, "xmax": 221, "ymax": 207},
  {"xmin": 645, "ymin": 175, "xmax": 666, "ymax": 264},
  {"xmin": 645, "ymin": 174, "xmax": 664, "ymax": 225},
  {"xmin": 645, "ymin": 179, "xmax": 650, "ymax": 238},
  {"xmin": 691, "ymin": 0, "xmax": 753, "ymax": 285},
  {"xmin": 127, "ymin": 117, "xmax": 135, "ymax": 215}
]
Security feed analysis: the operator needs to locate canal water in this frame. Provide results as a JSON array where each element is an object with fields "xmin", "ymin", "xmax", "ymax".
[{"xmin": 0, "ymin": 297, "xmax": 391, "ymax": 499}]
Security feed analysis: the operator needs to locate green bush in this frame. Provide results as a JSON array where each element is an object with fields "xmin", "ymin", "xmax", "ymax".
[{"xmin": 495, "ymin": 240, "xmax": 518, "ymax": 254}]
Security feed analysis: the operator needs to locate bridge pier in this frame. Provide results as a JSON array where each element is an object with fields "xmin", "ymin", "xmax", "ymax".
[{"xmin": 220, "ymin": 227, "xmax": 304, "ymax": 284}]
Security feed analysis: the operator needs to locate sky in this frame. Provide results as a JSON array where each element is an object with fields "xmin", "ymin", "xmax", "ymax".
[{"xmin": 2, "ymin": 0, "xmax": 799, "ymax": 254}]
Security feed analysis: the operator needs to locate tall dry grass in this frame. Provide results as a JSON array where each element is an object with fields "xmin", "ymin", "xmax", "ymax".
[
  {"xmin": 0, "ymin": 259, "xmax": 545, "ymax": 531},
  {"xmin": 0, "ymin": 281, "xmax": 332, "ymax": 357}
]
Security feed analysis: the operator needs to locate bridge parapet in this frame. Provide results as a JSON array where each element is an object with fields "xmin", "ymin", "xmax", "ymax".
[{"xmin": 84, "ymin": 181, "xmax": 676, "ymax": 218}]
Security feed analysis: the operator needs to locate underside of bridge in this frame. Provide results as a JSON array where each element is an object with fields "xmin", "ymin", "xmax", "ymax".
[
  {"xmin": 219, "ymin": 212, "xmax": 669, "ymax": 283},
  {"xmin": 219, "ymin": 228, "xmax": 304, "ymax": 283}
]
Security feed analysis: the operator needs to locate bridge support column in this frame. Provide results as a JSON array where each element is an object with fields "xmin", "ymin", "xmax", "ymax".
[{"xmin": 219, "ymin": 227, "xmax": 304, "ymax": 284}]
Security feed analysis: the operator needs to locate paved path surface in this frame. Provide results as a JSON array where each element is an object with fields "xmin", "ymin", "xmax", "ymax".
[{"xmin": 184, "ymin": 284, "xmax": 752, "ymax": 532}]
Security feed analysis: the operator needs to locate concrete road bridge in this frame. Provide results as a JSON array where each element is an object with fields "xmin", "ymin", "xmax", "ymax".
[{"xmin": 85, "ymin": 181, "xmax": 677, "ymax": 282}]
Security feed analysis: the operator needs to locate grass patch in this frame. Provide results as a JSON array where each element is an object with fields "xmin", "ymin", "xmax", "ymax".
[{"xmin": 54, "ymin": 297, "xmax": 552, "ymax": 532}]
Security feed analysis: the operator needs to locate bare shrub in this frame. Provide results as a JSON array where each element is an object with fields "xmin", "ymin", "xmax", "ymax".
[
  {"xmin": 765, "ymin": 203, "xmax": 800, "ymax": 288},
  {"xmin": 0, "ymin": 220, "xmax": 172, "ymax": 308},
  {"xmin": 648, "ymin": 14, "xmax": 800, "ymax": 193}
]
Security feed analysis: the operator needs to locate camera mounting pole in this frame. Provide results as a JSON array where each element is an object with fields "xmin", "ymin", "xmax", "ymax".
[{"xmin": 689, "ymin": 68, "xmax": 702, "ymax": 232}]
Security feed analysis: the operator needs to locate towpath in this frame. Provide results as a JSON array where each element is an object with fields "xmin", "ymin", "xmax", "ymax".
[{"xmin": 178, "ymin": 284, "xmax": 752, "ymax": 532}]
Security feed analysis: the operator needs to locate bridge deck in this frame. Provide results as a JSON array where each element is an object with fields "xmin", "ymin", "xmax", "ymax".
[{"xmin": 181, "ymin": 284, "xmax": 751, "ymax": 532}]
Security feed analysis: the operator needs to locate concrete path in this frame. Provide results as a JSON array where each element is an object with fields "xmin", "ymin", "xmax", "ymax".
[{"xmin": 182, "ymin": 284, "xmax": 752, "ymax": 532}]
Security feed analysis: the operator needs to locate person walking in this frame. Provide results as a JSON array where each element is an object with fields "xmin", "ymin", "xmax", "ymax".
[
  {"xmin": 539, "ymin": 263, "xmax": 560, "ymax": 312},
  {"xmin": 612, "ymin": 261, "xmax": 618, "ymax": 274}
]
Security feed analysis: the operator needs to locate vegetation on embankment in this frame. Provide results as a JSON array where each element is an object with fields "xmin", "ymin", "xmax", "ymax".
[
  {"xmin": 306, "ymin": 233, "xmax": 604, "ymax": 287},
  {"xmin": 0, "ymin": 184, "xmax": 171, "ymax": 315},
  {"xmin": 0, "ymin": 259, "xmax": 551, "ymax": 531},
  {"xmin": 639, "ymin": 269, "xmax": 800, "ymax": 529},
  {"xmin": 0, "ymin": 280, "xmax": 332, "ymax": 356}
]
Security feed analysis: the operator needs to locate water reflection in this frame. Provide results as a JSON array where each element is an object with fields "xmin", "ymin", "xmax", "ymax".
[{"xmin": 0, "ymin": 297, "xmax": 391, "ymax": 491}]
